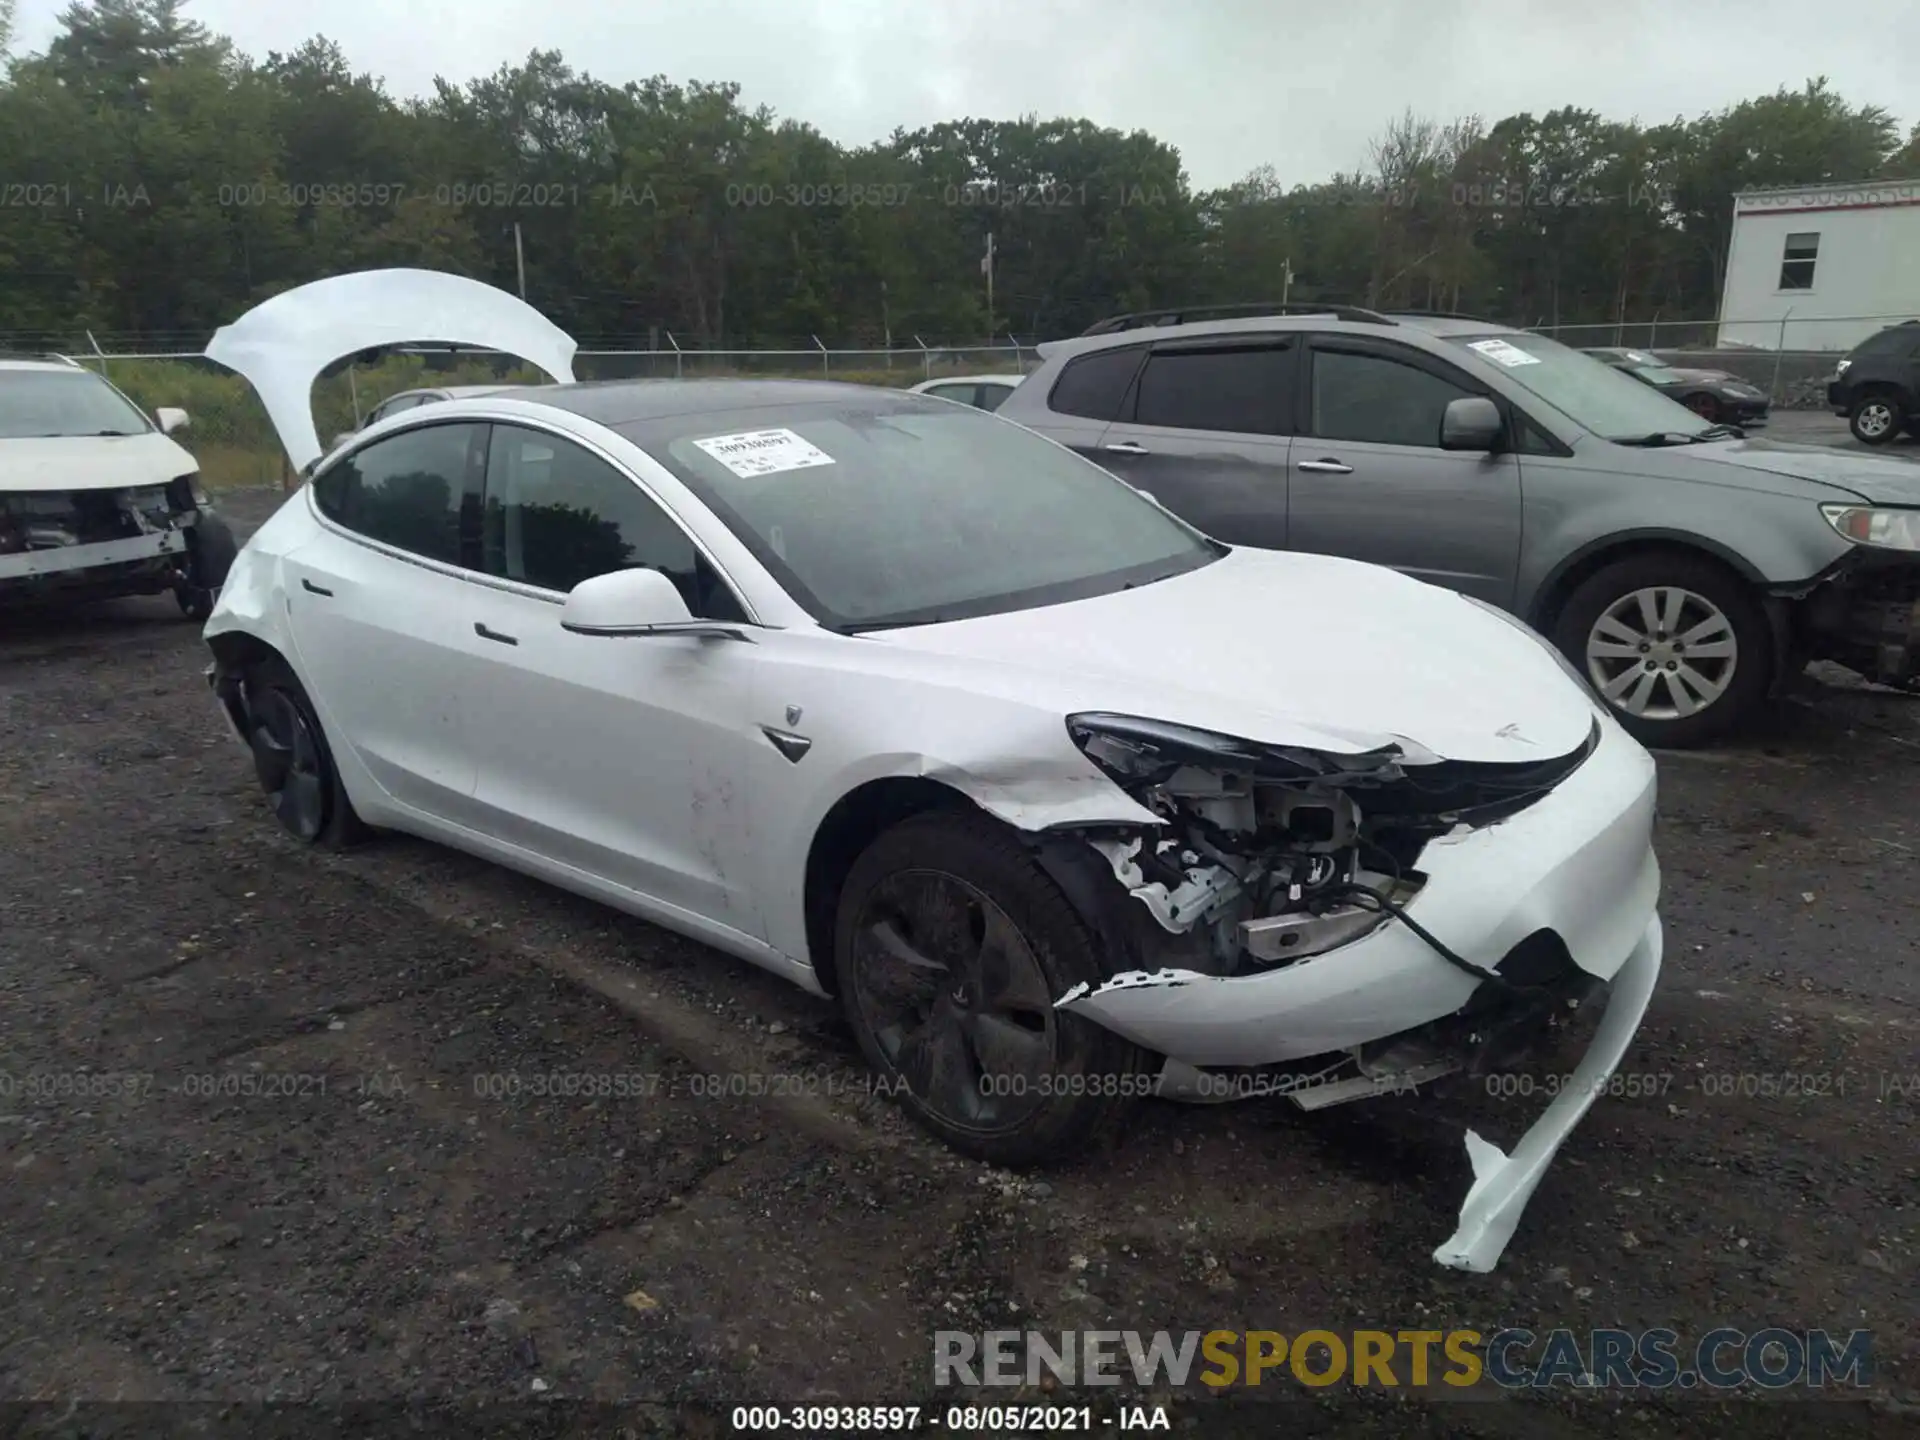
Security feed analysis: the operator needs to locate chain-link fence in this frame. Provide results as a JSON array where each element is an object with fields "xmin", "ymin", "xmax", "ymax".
[
  {"xmin": 79, "ymin": 344, "xmax": 1037, "ymax": 490},
  {"xmin": 71, "ymin": 312, "xmax": 1905, "ymax": 492}
]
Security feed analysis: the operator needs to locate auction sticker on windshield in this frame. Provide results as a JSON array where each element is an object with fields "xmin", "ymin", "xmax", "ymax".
[
  {"xmin": 1468, "ymin": 339, "xmax": 1541, "ymax": 368},
  {"xmin": 692, "ymin": 428, "xmax": 836, "ymax": 478}
]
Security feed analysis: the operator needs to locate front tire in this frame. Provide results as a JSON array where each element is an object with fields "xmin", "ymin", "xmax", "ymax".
[
  {"xmin": 1682, "ymin": 392, "xmax": 1722, "ymax": 424},
  {"xmin": 238, "ymin": 655, "xmax": 369, "ymax": 847},
  {"xmin": 1554, "ymin": 553, "xmax": 1772, "ymax": 748},
  {"xmin": 1850, "ymin": 390, "xmax": 1903, "ymax": 446},
  {"xmin": 833, "ymin": 811, "xmax": 1147, "ymax": 1166}
]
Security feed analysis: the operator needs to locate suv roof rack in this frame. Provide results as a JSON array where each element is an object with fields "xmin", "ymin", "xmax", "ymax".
[
  {"xmin": 1382, "ymin": 309, "xmax": 1506, "ymax": 325},
  {"xmin": 1080, "ymin": 301, "xmax": 1395, "ymax": 336}
]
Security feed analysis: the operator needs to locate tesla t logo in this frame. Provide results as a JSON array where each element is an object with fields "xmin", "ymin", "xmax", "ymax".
[{"xmin": 1495, "ymin": 723, "xmax": 1535, "ymax": 744}]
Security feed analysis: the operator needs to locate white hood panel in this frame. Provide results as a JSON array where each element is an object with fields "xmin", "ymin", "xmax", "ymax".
[
  {"xmin": 204, "ymin": 268, "xmax": 578, "ymax": 473},
  {"xmin": 0, "ymin": 432, "xmax": 199, "ymax": 493},
  {"xmin": 878, "ymin": 548, "xmax": 1599, "ymax": 764}
]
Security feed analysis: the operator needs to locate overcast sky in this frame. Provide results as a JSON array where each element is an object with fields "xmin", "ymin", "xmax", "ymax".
[{"xmin": 10, "ymin": 0, "xmax": 1916, "ymax": 189}]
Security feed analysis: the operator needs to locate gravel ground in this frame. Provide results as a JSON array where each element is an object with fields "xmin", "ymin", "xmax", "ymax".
[{"xmin": 2, "ymin": 486, "xmax": 1916, "ymax": 1439}]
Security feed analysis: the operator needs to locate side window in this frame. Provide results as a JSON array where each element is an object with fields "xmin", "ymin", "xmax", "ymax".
[
  {"xmin": 1131, "ymin": 344, "xmax": 1294, "ymax": 435},
  {"xmin": 311, "ymin": 422, "xmax": 482, "ymax": 564},
  {"xmin": 1777, "ymin": 232, "xmax": 1818, "ymax": 291},
  {"xmin": 1310, "ymin": 348, "xmax": 1476, "ymax": 448},
  {"xmin": 482, "ymin": 424, "xmax": 746, "ymax": 621},
  {"xmin": 977, "ymin": 384, "xmax": 1014, "ymax": 412},
  {"xmin": 923, "ymin": 384, "xmax": 975, "ymax": 404},
  {"xmin": 1048, "ymin": 346, "xmax": 1146, "ymax": 421}
]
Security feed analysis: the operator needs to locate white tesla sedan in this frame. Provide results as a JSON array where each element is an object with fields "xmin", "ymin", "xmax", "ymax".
[{"xmin": 202, "ymin": 270, "xmax": 1663, "ymax": 1272}]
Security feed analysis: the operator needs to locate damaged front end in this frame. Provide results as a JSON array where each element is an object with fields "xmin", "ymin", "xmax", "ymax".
[
  {"xmin": 1795, "ymin": 544, "xmax": 1920, "ymax": 690},
  {"xmin": 0, "ymin": 480, "xmax": 211, "ymax": 603},
  {"xmin": 1038, "ymin": 710, "xmax": 1663, "ymax": 1272}
]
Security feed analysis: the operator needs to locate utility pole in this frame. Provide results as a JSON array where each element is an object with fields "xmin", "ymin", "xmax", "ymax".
[
  {"xmin": 981, "ymin": 231, "xmax": 996, "ymax": 336},
  {"xmin": 1281, "ymin": 256, "xmax": 1293, "ymax": 306},
  {"xmin": 513, "ymin": 222, "xmax": 527, "ymax": 300}
]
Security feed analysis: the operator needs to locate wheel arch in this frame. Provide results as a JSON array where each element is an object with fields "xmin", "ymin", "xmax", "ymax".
[
  {"xmin": 1528, "ymin": 532, "xmax": 1768, "ymax": 632},
  {"xmin": 205, "ymin": 630, "xmax": 291, "ymax": 735},
  {"xmin": 802, "ymin": 776, "xmax": 982, "ymax": 993}
]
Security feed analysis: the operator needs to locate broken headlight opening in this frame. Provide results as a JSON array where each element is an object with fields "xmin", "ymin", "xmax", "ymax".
[{"xmin": 1064, "ymin": 712, "xmax": 1599, "ymax": 992}]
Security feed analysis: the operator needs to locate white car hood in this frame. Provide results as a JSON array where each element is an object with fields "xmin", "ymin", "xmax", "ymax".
[
  {"xmin": 0, "ymin": 432, "xmax": 198, "ymax": 493},
  {"xmin": 204, "ymin": 267, "xmax": 578, "ymax": 473},
  {"xmin": 875, "ymin": 547, "xmax": 1597, "ymax": 764}
]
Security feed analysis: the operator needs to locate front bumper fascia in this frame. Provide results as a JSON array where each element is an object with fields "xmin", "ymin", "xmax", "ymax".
[{"xmin": 1056, "ymin": 713, "xmax": 1658, "ymax": 1066}]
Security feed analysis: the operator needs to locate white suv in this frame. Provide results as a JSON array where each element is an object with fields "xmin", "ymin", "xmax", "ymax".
[{"xmin": 0, "ymin": 354, "xmax": 237, "ymax": 618}]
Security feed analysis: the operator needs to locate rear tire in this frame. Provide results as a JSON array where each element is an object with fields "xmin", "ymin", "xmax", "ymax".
[
  {"xmin": 1553, "ymin": 553, "xmax": 1772, "ymax": 749},
  {"xmin": 833, "ymin": 811, "xmax": 1147, "ymax": 1167},
  {"xmin": 238, "ymin": 655, "xmax": 370, "ymax": 847},
  {"xmin": 1850, "ymin": 390, "xmax": 1903, "ymax": 446}
]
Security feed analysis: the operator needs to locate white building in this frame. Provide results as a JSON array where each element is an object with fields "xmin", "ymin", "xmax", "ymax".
[{"xmin": 1716, "ymin": 179, "xmax": 1920, "ymax": 351}]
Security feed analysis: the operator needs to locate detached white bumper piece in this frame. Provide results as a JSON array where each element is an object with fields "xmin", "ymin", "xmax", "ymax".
[{"xmin": 1434, "ymin": 914, "xmax": 1662, "ymax": 1272}]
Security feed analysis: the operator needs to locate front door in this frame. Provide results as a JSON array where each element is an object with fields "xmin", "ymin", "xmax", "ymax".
[
  {"xmin": 1286, "ymin": 336, "xmax": 1523, "ymax": 606},
  {"xmin": 455, "ymin": 422, "xmax": 768, "ymax": 931}
]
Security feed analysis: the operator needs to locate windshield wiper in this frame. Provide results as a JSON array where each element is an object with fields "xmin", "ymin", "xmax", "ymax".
[
  {"xmin": 840, "ymin": 614, "xmax": 957, "ymax": 634},
  {"xmin": 1612, "ymin": 426, "xmax": 1739, "ymax": 447}
]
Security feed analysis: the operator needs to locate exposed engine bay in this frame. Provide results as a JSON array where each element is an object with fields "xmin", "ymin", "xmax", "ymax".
[
  {"xmin": 0, "ymin": 480, "xmax": 230, "ymax": 608},
  {"xmin": 0, "ymin": 481, "xmax": 189, "ymax": 554},
  {"xmin": 1063, "ymin": 712, "xmax": 1600, "ymax": 981}
]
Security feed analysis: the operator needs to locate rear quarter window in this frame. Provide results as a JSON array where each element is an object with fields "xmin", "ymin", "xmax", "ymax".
[{"xmin": 1047, "ymin": 346, "xmax": 1147, "ymax": 421}]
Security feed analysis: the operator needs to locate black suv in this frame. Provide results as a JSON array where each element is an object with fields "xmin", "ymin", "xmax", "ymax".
[{"xmin": 1829, "ymin": 321, "xmax": 1920, "ymax": 446}]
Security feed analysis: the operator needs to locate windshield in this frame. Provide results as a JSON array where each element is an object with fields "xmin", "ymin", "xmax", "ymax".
[
  {"xmin": 1450, "ymin": 333, "xmax": 1711, "ymax": 442},
  {"xmin": 0, "ymin": 368, "xmax": 154, "ymax": 439},
  {"xmin": 623, "ymin": 397, "xmax": 1223, "ymax": 630}
]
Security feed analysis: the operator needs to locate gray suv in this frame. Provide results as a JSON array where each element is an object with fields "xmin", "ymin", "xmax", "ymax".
[{"xmin": 997, "ymin": 304, "xmax": 1920, "ymax": 747}]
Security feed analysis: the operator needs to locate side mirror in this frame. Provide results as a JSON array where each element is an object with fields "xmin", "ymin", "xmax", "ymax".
[
  {"xmin": 1440, "ymin": 396, "xmax": 1503, "ymax": 452},
  {"xmin": 560, "ymin": 567, "xmax": 760, "ymax": 643},
  {"xmin": 562, "ymin": 568, "xmax": 693, "ymax": 634},
  {"xmin": 155, "ymin": 406, "xmax": 190, "ymax": 435}
]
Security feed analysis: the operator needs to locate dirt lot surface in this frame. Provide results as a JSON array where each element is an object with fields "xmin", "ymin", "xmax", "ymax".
[{"xmin": 2, "ymin": 487, "xmax": 1917, "ymax": 1439}]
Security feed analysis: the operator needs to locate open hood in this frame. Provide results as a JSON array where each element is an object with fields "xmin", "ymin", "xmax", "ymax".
[{"xmin": 204, "ymin": 268, "xmax": 578, "ymax": 472}]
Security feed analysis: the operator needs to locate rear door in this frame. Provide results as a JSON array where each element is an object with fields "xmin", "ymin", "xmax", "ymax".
[
  {"xmin": 1287, "ymin": 335, "xmax": 1522, "ymax": 606},
  {"xmin": 454, "ymin": 421, "xmax": 769, "ymax": 930},
  {"xmin": 1090, "ymin": 336, "xmax": 1296, "ymax": 551},
  {"xmin": 285, "ymin": 421, "xmax": 490, "ymax": 818},
  {"xmin": 1017, "ymin": 344, "xmax": 1149, "ymax": 454}
]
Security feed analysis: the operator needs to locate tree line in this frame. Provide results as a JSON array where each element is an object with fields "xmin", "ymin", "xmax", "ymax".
[{"xmin": 1, "ymin": 0, "xmax": 1915, "ymax": 350}]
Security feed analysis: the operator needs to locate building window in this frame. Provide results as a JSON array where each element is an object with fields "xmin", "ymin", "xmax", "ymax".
[{"xmin": 1778, "ymin": 232, "xmax": 1819, "ymax": 290}]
